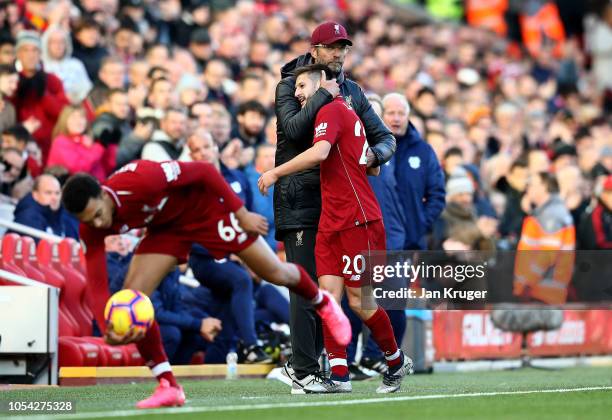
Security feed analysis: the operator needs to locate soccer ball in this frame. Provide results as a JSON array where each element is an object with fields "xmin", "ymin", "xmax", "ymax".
[{"xmin": 104, "ymin": 289, "xmax": 155, "ymax": 336}]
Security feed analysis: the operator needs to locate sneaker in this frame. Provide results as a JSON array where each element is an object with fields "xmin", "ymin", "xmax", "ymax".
[
  {"xmin": 376, "ymin": 352, "xmax": 414, "ymax": 394},
  {"xmin": 316, "ymin": 291, "xmax": 351, "ymax": 346},
  {"xmin": 136, "ymin": 379, "xmax": 186, "ymax": 409},
  {"xmin": 360, "ymin": 356, "xmax": 388, "ymax": 374},
  {"xmin": 332, "ymin": 379, "xmax": 353, "ymax": 393},
  {"xmin": 241, "ymin": 344, "xmax": 274, "ymax": 364},
  {"xmin": 349, "ymin": 363, "xmax": 372, "ymax": 381},
  {"xmin": 302, "ymin": 372, "xmax": 342, "ymax": 394}
]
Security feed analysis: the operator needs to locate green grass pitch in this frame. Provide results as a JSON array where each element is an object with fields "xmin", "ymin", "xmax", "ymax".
[{"xmin": 2, "ymin": 366, "xmax": 612, "ymax": 420}]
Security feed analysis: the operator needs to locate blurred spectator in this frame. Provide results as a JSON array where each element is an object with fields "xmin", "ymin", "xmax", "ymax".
[
  {"xmin": 245, "ymin": 143, "xmax": 277, "ymax": 250},
  {"xmin": 382, "ymin": 93, "xmax": 445, "ymax": 250},
  {"xmin": 557, "ymin": 165, "xmax": 590, "ymax": 226},
  {"xmin": 11, "ymin": 30, "xmax": 69, "ymax": 163},
  {"xmin": 0, "ymin": 35, "xmax": 15, "ymax": 66},
  {"xmin": 141, "ymin": 107, "xmax": 187, "ymax": 161},
  {"xmin": 2, "ymin": 125, "xmax": 42, "ymax": 177},
  {"xmin": 13, "ymin": 174, "xmax": 78, "ymax": 239},
  {"xmin": 514, "ymin": 172, "xmax": 575, "ymax": 304},
  {"xmin": 176, "ymin": 73, "xmax": 206, "ymax": 108},
  {"xmin": 585, "ymin": 1, "xmax": 612, "ymax": 93},
  {"xmin": 432, "ymin": 173, "xmax": 495, "ymax": 252},
  {"xmin": 88, "ymin": 56, "xmax": 126, "ymax": 110},
  {"xmin": 0, "ymin": 147, "xmax": 32, "ymax": 200},
  {"xmin": 0, "ymin": 64, "xmax": 17, "ymax": 132},
  {"xmin": 146, "ymin": 77, "xmax": 174, "ymax": 114},
  {"xmin": 233, "ymin": 100, "xmax": 267, "ymax": 148},
  {"xmin": 71, "ymin": 17, "xmax": 108, "ymax": 83},
  {"xmin": 497, "ymin": 157, "xmax": 529, "ymax": 245},
  {"xmin": 188, "ymin": 28, "xmax": 212, "ymax": 72},
  {"xmin": 116, "ymin": 115, "xmax": 156, "ymax": 168},
  {"xmin": 47, "ymin": 105, "xmax": 106, "ymax": 180},
  {"xmin": 204, "ymin": 58, "xmax": 231, "ymax": 107},
  {"xmin": 578, "ymin": 175, "xmax": 612, "ymax": 249},
  {"xmin": 41, "ymin": 24, "xmax": 93, "ymax": 103},
  {"xmin": 91, "ymin": 89, "xmax": 131, "ymax": 155}
]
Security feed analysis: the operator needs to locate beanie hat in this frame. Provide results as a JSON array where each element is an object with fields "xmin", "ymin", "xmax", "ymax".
[
  {"xmin": 16, "ymin": 30, "xmax": 41, "ymax": 51},
  {"xmin": 446, "ymin": 176, "xmax": 475, "ymax": 197}
]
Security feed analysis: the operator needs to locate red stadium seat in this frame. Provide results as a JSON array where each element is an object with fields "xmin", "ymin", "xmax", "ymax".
[
  {"xmin": 1, "ymin": 234, "xmax": 28, "ymax": 278},
  {"xmin": 16, "ymin": 236, "xmax": 47, "ymax": 283},
  {"xmin": 121, "ymin": 344, "xmax": 145, "ymax": 366},
  {"xmin": 56, "ymin": 238, "xmax": 93, "ymax": 336},
  {"xmin": 58, "ymin": 337, "xmax": 99, "ymax": 367}
]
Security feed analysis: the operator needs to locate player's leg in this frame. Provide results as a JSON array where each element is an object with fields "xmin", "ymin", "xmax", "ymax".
[
  {"xmin": 345, "ymin": 285, "xmax": 411, "ymax": 393},
  {"xmin": 318, "ymin": 275, "xmax": 351, "ymax": 389},
  {"xmin": 236, "ymin": 236, "xmax": 351, "ymax": 347},
  {"xmin": 123, "ymin": 243, "xmax": 185, "ymax": 408}
]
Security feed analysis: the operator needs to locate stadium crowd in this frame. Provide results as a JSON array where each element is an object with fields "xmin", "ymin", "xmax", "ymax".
[{"xmin": 0, "ymin": 0, "xmax": 610, "ymax": 371}]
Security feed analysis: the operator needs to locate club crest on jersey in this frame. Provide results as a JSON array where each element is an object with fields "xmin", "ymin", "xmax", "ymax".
[
  {"xmin": 408, "ymin": 156, "xmax": 421, "ymax": 169},
  {"xmin": 296, "ymin": 230, "xmax": 304, "ymax": 246},
  {"xmin": 315, "ymin": 122, "xmax": 327, "ymax": 138},
  {"xmin": 344, "ymin": 95, "xmax": 353, "ymax": 109},
  {"xmin": 119, "ymin": 224, "xmax": 130, "ymax": 234}
]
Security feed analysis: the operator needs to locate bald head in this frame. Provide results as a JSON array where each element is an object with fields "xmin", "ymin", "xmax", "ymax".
[
  {"xmin": 188, "ymin": 128, "xmax": 218, "ymax": 164},
  {"xmin": 382, "ymin": 93, "xmax": 410, "ymax": 136},
  {"xmin": 33, "ymin": 174, "xmax": 61, "ymax": 211}
]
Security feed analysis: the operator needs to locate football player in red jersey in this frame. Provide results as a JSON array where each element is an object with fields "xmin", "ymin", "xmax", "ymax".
[
  {"xmin": 61, "ymin": 159, "xmax": 351, "ymax": 408},
  {"xmin": 259, "ymin": 64, "xmax": 413, "ymax": 394}
]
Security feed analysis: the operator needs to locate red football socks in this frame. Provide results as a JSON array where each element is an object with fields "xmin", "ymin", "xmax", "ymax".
[
  {"xmin": 136, "ymin": 321, "xmax": 178, "ymax": 387},
  {"xmin": 364, "ymin": 307, "xmax": 401, "ymax": 368},
  {"xmin": 323, "ymin": 325, "xmax": 349, "ymax": 378},
  {"xmin": 289, "ymin": 264, "xmax": 319, "ymax": 301}
]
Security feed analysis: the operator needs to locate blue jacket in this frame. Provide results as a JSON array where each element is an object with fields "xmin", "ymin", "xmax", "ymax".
[
  {"xmin": 368, "ymin": 156, "xmax": 406, "ymax": 250},
  {"xmin": 191, "ymin": 162, "xmax": 253, "ymax": 258},
  {"xmin": 244, "ymin": 164, "xmax": 276, "ymax": 250},
  {"xmin": 150, "ymin": 269, "xmax": 204, "ymax": 332},
  {"xmin": 13, "ymin": 193, "xmax": 79, "ymax": 240},
  {"xmin": 393, "ymin": 123, "xmax": 445, "ymax": 250}
]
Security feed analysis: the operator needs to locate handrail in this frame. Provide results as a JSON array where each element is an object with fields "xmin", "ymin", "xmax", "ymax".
[
  {"xmin": 0, "ymin": 219, "xmax": 64, "ymax": 243},
  {"xmin": 0, "ymin": 268, "xmax": 55, "ymax": 288}
]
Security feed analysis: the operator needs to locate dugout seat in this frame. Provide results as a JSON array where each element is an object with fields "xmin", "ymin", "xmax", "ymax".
[
  {"xmin": 1, "ymin": 233, "xmax": 28, "ymax": 279},
  {"xmin": 57, "ymin": 238, "xmax": 94, "ymax": 337}
]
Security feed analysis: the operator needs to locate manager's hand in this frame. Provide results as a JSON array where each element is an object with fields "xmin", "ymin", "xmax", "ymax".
[{"xmin": 258, "ymin": 171, "xmax": 278, "ymax": 196}]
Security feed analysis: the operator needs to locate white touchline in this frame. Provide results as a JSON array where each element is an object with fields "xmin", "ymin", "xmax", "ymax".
[{"xmin": 8, "ymin": 386, "xmax": 612, "ymax": 420}]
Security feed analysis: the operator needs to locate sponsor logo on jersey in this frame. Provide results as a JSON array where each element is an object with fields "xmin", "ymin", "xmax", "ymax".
[
  {"xmin": 349, "ymin": 274, "xmax": 361, "ymax": 281},
  {"xmin": 161, "ymin": 161, "xmax": 181, "ymax": 182},
  {"xmin": 315, "ymin": 122, "xmax": 328, "ymax": 138},
  {"xmin": 408, "ymin": 156, "xmax": 421, "ymax": 169},
  {"xmin": 113, "ymin": 162, "xmax": 138, "ymax": 176}
]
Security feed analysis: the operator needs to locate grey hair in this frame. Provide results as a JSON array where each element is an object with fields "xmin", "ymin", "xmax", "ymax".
[{"xmin": 382, "ymin": 92, "xmax": 410, "ymax": 114}]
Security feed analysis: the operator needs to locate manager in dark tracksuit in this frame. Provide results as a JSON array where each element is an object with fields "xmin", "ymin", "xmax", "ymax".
[{"xmin": 274, "ymin": 22, "xmax": 396, "ymax": 382}]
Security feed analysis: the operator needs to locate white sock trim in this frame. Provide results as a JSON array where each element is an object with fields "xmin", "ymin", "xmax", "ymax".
[
  {"xmin": 312, "ymin": 290, "xmax": 323, "ymax": 305},
  {"xmin": 385, "ymin": 350, "xmax": 400, "ymax": 361},
  {"xmin": 151, "ymin": 361, "xmax": 172, "ymax": 377},
  {"xmin": 329, "ymin": 358, "xmax": 348, "ymax": 367}
]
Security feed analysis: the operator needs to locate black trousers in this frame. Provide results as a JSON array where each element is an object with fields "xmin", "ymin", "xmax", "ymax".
[{"xmin": 283, "ymin": 228, "xmax": 323, "ymax": 379}]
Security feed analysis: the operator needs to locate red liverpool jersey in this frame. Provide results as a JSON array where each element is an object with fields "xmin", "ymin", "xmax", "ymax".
[{"xmin": 313, "ymin": 97, "xmax": 382, "ymax": 232}]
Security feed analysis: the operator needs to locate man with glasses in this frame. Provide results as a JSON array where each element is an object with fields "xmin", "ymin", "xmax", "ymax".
[{"xmin": 273, "ymin": 21, "xmax": 396, "ymax": 393}]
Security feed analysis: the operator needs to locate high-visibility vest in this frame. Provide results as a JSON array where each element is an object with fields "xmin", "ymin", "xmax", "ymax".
[
  {"xmin": 513, "ymin": 196, "xmax": 575, "ymax": 304},
  {"xmin": 466, "ymin": 0, "xmax": 508, "ymax": 36},
  {"xmin": 520, "ymin": 2, "xmax": 566, "ymax": 58}
]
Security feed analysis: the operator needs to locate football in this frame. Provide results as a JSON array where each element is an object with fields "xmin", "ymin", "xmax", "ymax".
[{"xmin": 104, "ymin": 289, "xmax": 155, "ymax": 336}]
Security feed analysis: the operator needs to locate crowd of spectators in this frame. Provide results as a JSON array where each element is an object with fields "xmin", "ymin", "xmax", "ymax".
[{"xmin": 0, "ymin": 0, "xmax": 610, "ymax": 364}]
